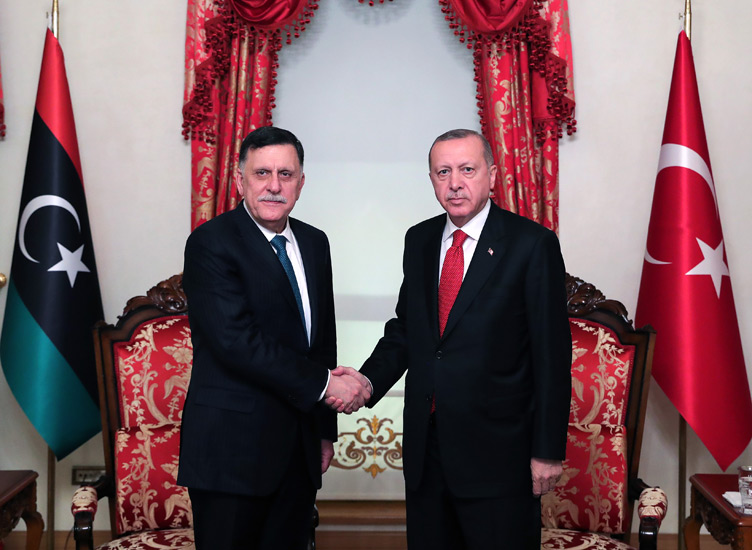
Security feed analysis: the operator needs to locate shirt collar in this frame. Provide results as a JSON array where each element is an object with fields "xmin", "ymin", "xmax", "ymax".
[
  {"xmin": 243, "ymin": 200, "xmax": 292, "ymax": 243},
  {"xmin": 442, "ymin": 199, "xmax": 491, "ymax": 243}
]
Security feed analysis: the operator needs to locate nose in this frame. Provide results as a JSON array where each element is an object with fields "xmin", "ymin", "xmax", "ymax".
[
  {"xmin": 448, "ymin": 171, "xmax": 462, "ymax": 190},
  {"xmin": 267, "ymin": 172, "xmax": 282, "ymax": 193}
]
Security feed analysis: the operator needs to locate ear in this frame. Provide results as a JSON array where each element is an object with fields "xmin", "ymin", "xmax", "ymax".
[
  {"xmin": 234, "ymin": 170, "xmax": 244, "ymax": 197},
  {"xmin": 488, "ymin": 163, "xmax": 497, "ymax": 192},
  {"xmin": 295, "ymin": 172, "xmax": 306, "ymax": 199}
]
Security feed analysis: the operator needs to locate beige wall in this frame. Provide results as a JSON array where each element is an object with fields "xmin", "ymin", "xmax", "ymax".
[{"xmin": 1, "ymin": 0, "xmax": 750, "ymax": 535}]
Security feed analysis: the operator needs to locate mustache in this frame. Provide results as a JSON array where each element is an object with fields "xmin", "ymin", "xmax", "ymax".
[
  {"xmin": 445, "ymin": 191, "xmax": 469, "ymax": 200},
  {"xmin": 258, "ymin": 194, "xmax": 288, "ymax": 204}
]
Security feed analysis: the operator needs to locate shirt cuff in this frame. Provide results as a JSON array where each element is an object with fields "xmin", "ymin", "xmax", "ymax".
[{"xmin": 318, "ymin": 369, "xmax": 331, "ymax": 402}]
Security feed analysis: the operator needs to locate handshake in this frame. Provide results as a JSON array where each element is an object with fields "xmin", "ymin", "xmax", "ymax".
[{"xmin": 324, "ymin": 366, "xmax": 371, "ymax": 414}]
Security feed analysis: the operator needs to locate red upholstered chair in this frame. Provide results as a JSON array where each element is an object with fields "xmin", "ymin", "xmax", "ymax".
[
  {"xmin": 71, "ymin": 275, "xmax": 194, "ymax": 550},
  {"xmin": 540, "ymin": 274, "xmax": 667, "ymax": 550}
]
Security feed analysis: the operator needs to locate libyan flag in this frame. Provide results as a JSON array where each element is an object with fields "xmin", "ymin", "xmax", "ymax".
[{"xmin": 1, "ymin": 29, "xmax": 103, "ymax": 459}]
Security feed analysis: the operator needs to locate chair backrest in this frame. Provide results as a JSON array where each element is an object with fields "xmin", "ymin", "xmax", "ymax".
[
  {"xmin": 541, "ymin": 274, "xmax": 656, "ymax": 537},
  {"xmin": 93, "ymin": 274, "xmax": 193, "ymax": 537}
]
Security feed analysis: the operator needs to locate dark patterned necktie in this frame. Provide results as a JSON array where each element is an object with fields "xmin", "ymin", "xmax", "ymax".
[{"xmin": 270, "ymin": 235, "xmax": 306, "ymax": 328}]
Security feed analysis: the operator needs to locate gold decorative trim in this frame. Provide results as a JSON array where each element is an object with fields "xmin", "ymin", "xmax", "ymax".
[{"xmin": 331, "ymin": 416, "xmax": 403, "ymax": 478}]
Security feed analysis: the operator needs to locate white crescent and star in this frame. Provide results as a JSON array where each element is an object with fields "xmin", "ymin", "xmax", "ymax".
[
  {"xmin": 18, "ymin": 194, "xmax": 90, "ymax": 288},
  {"xmin": 685, "ymin": 238, "xmax": 729, "ymax": 299},
  {"xmin": 644, "ymin": 143, "xmax": 729, "ymax": 298}
]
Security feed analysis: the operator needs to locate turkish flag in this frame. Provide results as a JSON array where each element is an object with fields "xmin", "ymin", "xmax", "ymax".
[{"xmin": 635, "ymin": 31, "xmax": 752, "ymax": 471}]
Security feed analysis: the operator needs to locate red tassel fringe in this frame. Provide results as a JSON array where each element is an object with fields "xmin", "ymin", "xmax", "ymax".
[
  {"xmin": 182, "ymin": 0, "xmax": 319, "ymax": 142},
  {"xmin": 440, "ymin": 0, "xmax": 576, "ymax": 143}
]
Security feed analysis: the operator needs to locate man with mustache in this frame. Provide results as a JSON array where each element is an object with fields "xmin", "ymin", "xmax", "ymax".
[
  {"xmin": 334, "ymin": 129, "xmax": 572, "ymax": 548},
  {"xmin": 178, "ymin": 126, "xmax": 370, "ymax": 549}
]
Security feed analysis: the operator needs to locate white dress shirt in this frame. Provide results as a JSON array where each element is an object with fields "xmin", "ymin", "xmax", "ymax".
[
  {"xmin": 243, "ymin": 203, "xmax": 312, "ymax": 344},
  {"xmin": 243, "ymin": 203, "xmax": 331, "ymax": 399},
  {"xmin": 438, "ymin": 199, "xmax": 491, "ymax": 282}
]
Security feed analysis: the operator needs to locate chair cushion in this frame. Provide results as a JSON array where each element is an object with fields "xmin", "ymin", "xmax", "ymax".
[
  {"xmin": 114, "ymin": 316, "xmax": 192, "ymax": 428},
  {"xmin": 541, "ymin": 528, "xmax": 635, "ymax": 549},
  {"xmin": 114, "ymin": 423, "xmax": 192, "ymax": 535},
  {"xmin": 541, "ymin": 424, "xmax": 628, "ymax": 534},
  {"xmin": 569, "ymin": 319, "xmax": 635, "ymax": 425},
  {"xmin": 97, "ymin": 528, "xmax": 194, "ymax": 549}
]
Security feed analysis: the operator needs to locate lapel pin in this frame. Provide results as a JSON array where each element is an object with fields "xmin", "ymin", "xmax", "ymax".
[{"xmin": 488, "ymin": 248, "xmax": 494, "ymax": 256}]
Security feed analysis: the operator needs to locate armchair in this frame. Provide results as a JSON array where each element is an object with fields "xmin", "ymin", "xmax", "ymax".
[
  {"xmin": 540, "ymin": 274, "xmax": 667, "ymax": 550},
  {"xmin": 72, "ymin": 274, "xmax": 194, "ymax": 550}
]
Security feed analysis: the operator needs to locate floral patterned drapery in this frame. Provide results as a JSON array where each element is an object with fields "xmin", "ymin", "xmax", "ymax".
[
  {"xmin": 442, "ymin": 0, "xmax": 575, "ymax": 232},
  {"xmin": 183, "ymin": 0, "xmax": 574, "ymax": 231},
  {"xmin": 183, "ymin": 0, "xmax": 318, "ymax": 229}
]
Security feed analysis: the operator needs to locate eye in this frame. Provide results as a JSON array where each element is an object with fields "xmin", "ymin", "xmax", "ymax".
[
  {"xmin": 437, "ymin": 168, "xmax": 449, "ymax": 177},
  {"xmin": 461, "ymin": 166, "xmax": 474, "ymax": 174},
  {"xmin": 256, "ymin": 169, "xmax": 269, "ymax": 176},
  {"xmin": 280, "ymin": 171, "xmax": 293, "ymax": 179}
]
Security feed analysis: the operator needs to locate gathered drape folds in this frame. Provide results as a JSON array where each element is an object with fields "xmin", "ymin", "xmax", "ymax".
[
  {"xmin": 183, "ymin": 0, "xmax": 318, "ymax": 229},
  {"xmin": 183, "ymin": 0, "xmax": 574, "ymax": 231},
  {"xmin": 442, "ymin": 0, "xmax": 575, "ymax": 232}
]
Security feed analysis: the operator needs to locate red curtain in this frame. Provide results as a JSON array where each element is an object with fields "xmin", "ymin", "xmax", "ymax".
[
  {"xmin": 182, "ymin": 0, "xmax": 318, "ymax": 229},
  {"xmin": 442, "ymin": 0, "xmax": 575, "ymax": 232},
  {"xmin": 183, "ymin": 0, "xmax": 574, "ymax": 231}
]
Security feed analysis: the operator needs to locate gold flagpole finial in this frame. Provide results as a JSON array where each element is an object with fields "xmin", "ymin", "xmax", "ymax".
[
  {"xmin": 51, "ymin": 0, "xmax": 59, "ymax": 39},
  {"xmin": 684, "ymin": 0, "xmax": 692, "ymax": 41}
]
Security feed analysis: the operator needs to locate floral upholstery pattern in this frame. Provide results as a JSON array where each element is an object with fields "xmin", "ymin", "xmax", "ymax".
[
  {"xmin": 568, "ymin": 319, "xmax": 634, "ymax": 427},
  {"xmin": 542, "ymin": 424, "xmax": 627, "ymax": 534},
  {"xmin": 541, "ymin": 528, "xmax": 635, "ymax": 550},
  {"xmin": 115, "ymin": 423, "xmax": 192, "ymax": 535},
  {"xmin": 97, "ymin": 528, "xmax": 194, "ymax": 550},
  {"xmin": 114, "ymin": 316, "xmax": 192, "ymax": 428},
  {"xmin": 541, "ymin": 318, "xmax": 637, "ymax": 545},
  {"xmin": 106, "ymin": 315, "xmax": 194, "ymax": 542}
]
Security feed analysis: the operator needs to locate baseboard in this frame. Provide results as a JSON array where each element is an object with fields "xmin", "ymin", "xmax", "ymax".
[{"xmin": 0, "ymin": 530, "xmax": 726, "ymax": 549}]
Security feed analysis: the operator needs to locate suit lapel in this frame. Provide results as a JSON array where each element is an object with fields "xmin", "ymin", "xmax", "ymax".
[
  {"xmin": 420, "ymin": 218, "xmax": 444, "ymax": 343},
  {"xmin": 231, "ymin": 207, "xmax": 307, "ymax": 339},
  {"xmin": 441, "ymin": 205, "xmax": 508, "ymax": 341},
  {"xmin": 291, "ymin": 218, "xmax": 319, "ymax": 345}
]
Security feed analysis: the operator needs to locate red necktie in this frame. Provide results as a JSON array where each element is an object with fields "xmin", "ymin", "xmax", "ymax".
[
  {"xmin": 438, "ymin": 230, "xmax": 468, "ymax": 337},
  {"xmin": 433, "ymin": 229, "xmax": 467, "ymax": 414}
]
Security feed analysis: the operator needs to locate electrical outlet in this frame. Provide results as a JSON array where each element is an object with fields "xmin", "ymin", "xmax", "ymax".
[{"xmin": 71, "ymin": 466, "xmax": 106, "ymax": 485}]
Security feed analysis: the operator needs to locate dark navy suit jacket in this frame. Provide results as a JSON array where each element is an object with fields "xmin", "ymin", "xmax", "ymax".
[
  {"xmin": 361, "ymin": 202, "xmax": 571, "ymax": 498},
  {"xmin": 178, "ymin": 204, "xmax": 337, "ymax": 496}
]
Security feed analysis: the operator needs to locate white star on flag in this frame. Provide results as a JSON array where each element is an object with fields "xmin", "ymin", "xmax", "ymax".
[
  {"xmin": 48, "ymin": 243, "xmax": 90, "ymax": 287},
  {"xmin": 685, "ymin": 237, "xmax": 729, "ymax": 298}
]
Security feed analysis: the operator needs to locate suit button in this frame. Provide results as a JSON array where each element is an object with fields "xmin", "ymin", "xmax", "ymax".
[
  {"xmin": 425, "ymin": 394, "xmax": 432, "ymax": 402},
  {"xmin": 436, "ymin": 351, "xmax": 443, "ymax": 359}
]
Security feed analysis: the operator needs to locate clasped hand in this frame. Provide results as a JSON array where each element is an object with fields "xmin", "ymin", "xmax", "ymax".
[{"xmin": 324, "ymin": 366, "xmax": 371, "ymax": 414}]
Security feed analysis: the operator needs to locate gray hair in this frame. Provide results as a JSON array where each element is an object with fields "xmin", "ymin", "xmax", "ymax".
[{"xmin": 428, "ymin": 129, "xmax": 494, "ymax": 169}]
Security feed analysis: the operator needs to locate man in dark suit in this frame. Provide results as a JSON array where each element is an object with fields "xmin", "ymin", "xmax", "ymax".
[
  {"xmin": 336, "ymin": 129, "xmax": 572, "ymax": 549},
  {"xmin": 178, "ymin": 126, "xmax": 370, "ymax": 550}
]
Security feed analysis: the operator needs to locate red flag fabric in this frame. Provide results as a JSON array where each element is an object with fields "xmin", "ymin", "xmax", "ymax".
[{"xmin": 635, "ymin": 32, "xmax": 752, "ymax": 471}]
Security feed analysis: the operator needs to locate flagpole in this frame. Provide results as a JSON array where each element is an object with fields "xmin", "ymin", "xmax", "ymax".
[
  {"xmin": 51, "ymin": 0, "xmax": 59, "ymax": 39},
  {"xmin": 47, "ymin": 448, "xmax": 55, "ymax": 550},
  {"xmin": 677, "ymin": 5, "xmax": 691, "ymax": 549},
  {"xmin": 47, "ymin": 2, "xmax": 59, "ymax": 546}
]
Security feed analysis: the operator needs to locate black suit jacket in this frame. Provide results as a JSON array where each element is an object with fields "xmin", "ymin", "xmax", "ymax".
[
  {"xmin": 361, "ymin": 202, "xmax": 571, "ymax": 498},
  {"xmin": 177, "ymin": 205, "xmax": 337, "ymax": 496}
]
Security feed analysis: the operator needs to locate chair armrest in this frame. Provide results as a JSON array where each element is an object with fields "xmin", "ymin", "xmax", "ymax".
[
  {"xmin": 633, "ymin": 480, "xmax": 668, "ymax": 550},
  {"xmin": 71, "ymin": 476, "xmax": 112, "ymax": 550}
]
